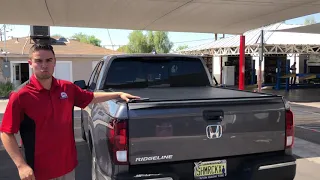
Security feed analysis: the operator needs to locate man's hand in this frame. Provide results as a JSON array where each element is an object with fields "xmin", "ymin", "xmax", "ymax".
[
  {"xmin": 92, "ymin": 92, "xmax": 140, "ymax": 104},
  {"xmin": 0, "ymin": 133, "xmax": 34, "ymax": 180},
  {"xmin": 119, "ymin": 92, "xmax": 140, "ymax": 102},
  {"xmin": 18, "ymin": 164, "xmax": 35, "ymax": 180}
]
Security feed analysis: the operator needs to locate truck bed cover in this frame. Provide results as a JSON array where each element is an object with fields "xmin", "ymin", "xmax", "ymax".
[{"xmin": 110, "ymin": 86, "xmax": 276, "ymax": 102}]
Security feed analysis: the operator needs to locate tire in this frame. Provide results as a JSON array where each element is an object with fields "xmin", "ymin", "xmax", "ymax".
[
  {"xmin": 91, "ymin": 144, "xmax": 97, "ymax": 180},
  {"xmin": 81, "ymin": 120, "xmax": 87, "ymax": 141}
]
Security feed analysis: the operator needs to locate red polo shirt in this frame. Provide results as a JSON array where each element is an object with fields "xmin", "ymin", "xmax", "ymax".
[{"xmin": 0, "ymin": 75, "xmax": 94, "ymax": 180}]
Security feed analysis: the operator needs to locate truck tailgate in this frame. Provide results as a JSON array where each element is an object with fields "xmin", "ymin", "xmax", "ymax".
[{"xmin": 127, "ymin": 96, "xmax": 286, "ymax": 165}]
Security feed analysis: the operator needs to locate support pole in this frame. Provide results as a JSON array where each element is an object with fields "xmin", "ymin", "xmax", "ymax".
[
  {"xmin": 3, "ymin": 24, "xmax": 8, "ymax": 62},
  {"xmin": 286, "ymin": 59, "xmax": 290, "ymax": 92},
  {"xmin": 304, "ymin": 59, "xmax": 307, "ymax": 74},
  {"xmin": 258, "ymin": 30, "xmax": 264, "ymax": 92},
  {"xmin": 239, "ymin": 35, "xmax": 245, "ymax": 90},
  {"xmin": 276, "ymin": 59, "xmax": 281, "ymax": 90},
  {"xmin": 220, "ymin": 56, "xmax": 223, "ymax": 84},
  {"xmin": 304, "ymin": 59, "xmax": 307, "ymax": 84},
  {"xmin": 251, "ymin": 60, "xmax": 255, "ymax": 85}
]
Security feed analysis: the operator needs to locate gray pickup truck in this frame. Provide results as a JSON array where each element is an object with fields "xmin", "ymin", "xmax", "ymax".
[{"xmin": 74, "ymin": 54, "xmax": 296, "ymax": 180}]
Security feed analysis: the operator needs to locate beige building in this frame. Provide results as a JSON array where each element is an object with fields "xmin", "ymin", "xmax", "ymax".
[{"xmin": 0, "ymin": 36, "xmax": 123, "ymax": 87}]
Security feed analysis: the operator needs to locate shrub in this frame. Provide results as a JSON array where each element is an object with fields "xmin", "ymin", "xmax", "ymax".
[{"xmin": 0, "ymin": 81, "xmax": 14, "ymax": 98}]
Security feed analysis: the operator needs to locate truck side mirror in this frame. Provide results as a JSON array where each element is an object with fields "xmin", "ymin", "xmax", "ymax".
[{"xmin": 74, "ymin": 80, "xmax": 86, "ymax": 89}]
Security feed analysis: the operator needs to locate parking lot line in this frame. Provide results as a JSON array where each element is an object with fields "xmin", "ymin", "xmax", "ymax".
[
  {"xmin": 293, "ymin": 137, "xmax": 320, "ymax": 164},
  {"xmin": 296, "ymin": 125, "xmax": 320, "ymax": 133}
]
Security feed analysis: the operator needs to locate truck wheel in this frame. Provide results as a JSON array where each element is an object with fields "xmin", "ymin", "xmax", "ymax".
[
  {"xmin": 81, "ymin": 119, "xmax": 87, "ymax": 141},
  {"xmin": 91, "ymin": 145, "xmax": 97, "ymax": 180}
]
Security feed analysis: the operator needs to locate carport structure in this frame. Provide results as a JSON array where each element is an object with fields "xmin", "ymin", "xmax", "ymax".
[
  {"xmin": 178, "ymin": 23, "xmax": 320, "ymax": 89},
  {"xmin": 178, "ymin": 23, "xmax": 320, "ymax": 56},
  {"xmin": 274, "ymin": 22, "xmax": 320, "ymax": 34},
  {"xmin": 1, "ymin": 0, "xmax": 320, "ymax": 90}
]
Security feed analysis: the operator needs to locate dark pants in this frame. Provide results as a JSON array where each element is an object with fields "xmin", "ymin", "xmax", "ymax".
[{"xmin": 290, "ymin": 75, "xmax": 296, "ymax": 85}]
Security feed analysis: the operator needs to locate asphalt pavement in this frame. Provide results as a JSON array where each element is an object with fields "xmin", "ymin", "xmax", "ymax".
[{"xmin": 291, "ymin": 103, "xmax": 320, "ymax": 145}]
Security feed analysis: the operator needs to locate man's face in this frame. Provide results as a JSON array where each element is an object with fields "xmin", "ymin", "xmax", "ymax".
[{"xmin": 28, "ymin": 50, "xmax": 56, "ymax": 80}]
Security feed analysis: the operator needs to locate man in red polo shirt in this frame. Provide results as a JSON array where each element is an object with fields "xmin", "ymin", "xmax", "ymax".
[{"xmin": 0, "ymin": 44, "xmax": 139, "ymax": 180}]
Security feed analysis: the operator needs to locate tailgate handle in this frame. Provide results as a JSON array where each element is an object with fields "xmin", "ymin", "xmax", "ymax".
[{"xmin": 203, "ymin": 110, "xmax": 224, "ymax": 121}]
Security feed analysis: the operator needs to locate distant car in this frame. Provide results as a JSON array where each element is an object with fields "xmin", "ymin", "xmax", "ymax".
[{"xmin": 75, "ymin": 54, "xmax": 296, "ymax": 180}]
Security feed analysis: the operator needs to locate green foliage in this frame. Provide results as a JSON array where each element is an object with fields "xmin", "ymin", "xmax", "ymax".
[
  {"xmin": 147, "ymin": 31, "xmax": 155, "ymax": 52},
  {"xmin": 124, "ymin": 30, "xmax": 173, "ymax": 53},
  {"xmin": 152, "ymin": 31, "xmax": 173, "ymax": 53},
  {"xmin": 126, "ymin": 31, "xmax": 150, "ymax": 53},
  {"xmin": 304, "ymin": 16, "xmax": 316, "ymax": 25},
  {"xmin": 0, "ymin": 81, "xmax": 14, "ymax": 98},
  {"xmin": 175, "ymin": 44, "xmax": 189, "ymax": 51},
  {"xmin": 71, "ymin": 33, "xmax": 102, "ymax": 47},
  {"xmin": 117, "ymin": 45, "xmax": 128, "ymax": 52}
]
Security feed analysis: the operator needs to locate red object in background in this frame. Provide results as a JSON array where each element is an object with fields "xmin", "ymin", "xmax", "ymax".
[{"xmin": 239, "ymin": 35, "xmax": 245, "ymax": 90}]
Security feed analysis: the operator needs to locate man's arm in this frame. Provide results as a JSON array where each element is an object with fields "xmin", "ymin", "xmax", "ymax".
[
  {"xmin": 0, "ymin": 133, "xmax": 30, "ymax": 169},
  {"xmin": 92, "ymin": 92, "xmax": 140, "ymax": 104},
  {"xmin": 73, "ymin": 84, "xmax": 140, "ymax": 108},
  {"xmin": 1, "ymin": 133, "xmax": 35, "ymax": 180},
  {"xmin": 0, "ymin": 92, "xmax": 35, "ymax": 180}
]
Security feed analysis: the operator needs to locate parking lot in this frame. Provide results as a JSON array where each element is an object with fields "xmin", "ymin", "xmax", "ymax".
[{"xmin": 1, "ymin": 99, "xmax": 320, "ymax": 179}]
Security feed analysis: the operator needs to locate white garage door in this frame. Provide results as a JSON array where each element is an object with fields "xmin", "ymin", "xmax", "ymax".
[{"xmin": 53, "ymin": 61, "xmax": 72, "ymax": 82}]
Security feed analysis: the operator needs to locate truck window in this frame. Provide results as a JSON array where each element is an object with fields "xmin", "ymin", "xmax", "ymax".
[
  {"xmin": 88, "ymin": 61, "xmax": 103, "ymax": 90},
  {"xmin": 103, "ymin": 57, "xmax": 210, "ymax": 88}
]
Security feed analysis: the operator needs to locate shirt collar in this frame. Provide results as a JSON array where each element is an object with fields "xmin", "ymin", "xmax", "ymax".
[{"xmin": 30, "ymin": 74, "xmax": 59, "ymax": 91}]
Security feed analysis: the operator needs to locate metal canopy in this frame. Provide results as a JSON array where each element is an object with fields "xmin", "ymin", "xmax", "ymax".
[
  {"xmin": 1, "ymin": 0, "xmax": 320, "ymax": 34},
  {"xmin": 178, "ymin": 23, "xmax": 320, "ymax": 56},
  {"xmin": 272, "ymin": 23, "xmax": 320, "ymax": 34}
]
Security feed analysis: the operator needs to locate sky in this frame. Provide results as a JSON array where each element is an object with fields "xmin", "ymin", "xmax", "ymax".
[{"xmin": 1, "ymin": 13, "xmax": 319, "ymax": 51}]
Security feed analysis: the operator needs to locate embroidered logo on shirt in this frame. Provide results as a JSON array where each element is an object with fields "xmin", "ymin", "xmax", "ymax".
[{"xmin": 60, "ymin": 92, "xmax": 68, "ymax": 99}]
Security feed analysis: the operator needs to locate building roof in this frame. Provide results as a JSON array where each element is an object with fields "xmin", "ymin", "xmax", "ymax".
[
  {"xmin": 0, "ymin": 0, "xmax": 320, "ymax": 34},
  {"xmin": 180, "ymin": 23, "xmax": 320, "ymax": 52},
  {"xmin": 273, "ymin": 22, "xmax": 320, "ymax": 34},
  {"xmin": 0, "ymin": 36, "xmax": 122, "ymax": 57}
]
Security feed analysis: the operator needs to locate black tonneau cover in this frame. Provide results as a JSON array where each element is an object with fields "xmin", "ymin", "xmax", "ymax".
[{"xmin": 110, "ymin": 86, "xmax": 275, "ymax": 102}]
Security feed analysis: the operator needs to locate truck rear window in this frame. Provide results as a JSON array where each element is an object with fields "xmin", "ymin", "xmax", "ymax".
[{"xmin": 104, "ymin": 57, "xmax": 210, "ymax": 88}]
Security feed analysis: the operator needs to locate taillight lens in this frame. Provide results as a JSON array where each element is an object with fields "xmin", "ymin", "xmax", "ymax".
[
  {"xmin": 108, "ymin": 119, "xmax": 128, "ymax": 165},
  {"xmin": 285, "ymin": 110, "xmax": 294, "ymax": 148}
]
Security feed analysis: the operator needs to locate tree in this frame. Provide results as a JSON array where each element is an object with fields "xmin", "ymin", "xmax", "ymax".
[
  {"xmin": 117, "ymin": 45, "xmax": 128, "ymax": 52},
  {"xmin": 124, "ymin": 30, "xmax": 174, "ymax": 53},
  {"xmin": 71, "ymin": 33, "xmax": 102, "ymax": 47},
  {"xmin": 304, "ymin": 16, "xmax": 316, "ymax": 25},
  {"xmin": 152, "ymin": 31, "xmax": 173, "ymax": 53},
  {"xmin": 126, "ymin": 31, "xmax": 150, "ymax": 53},
  {"xmin": 175, "ymin": 44, "xmax": 189, "ymax": 51},
  {"xmin": 146, "ymin": 31, "xmax": 155, "ymax": 52}
]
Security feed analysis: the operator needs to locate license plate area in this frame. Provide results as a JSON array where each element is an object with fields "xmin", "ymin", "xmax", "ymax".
[{"xmin": 194, "ymin": 160, "xmax": 227, "ymax": 179}]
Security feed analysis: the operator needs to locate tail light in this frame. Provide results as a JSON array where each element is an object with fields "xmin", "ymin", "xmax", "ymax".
[
  {"xmin": 285, "ymin": 109, "xmax": 294, "ymax": 148},
  {"xmin": 108, "ymin": 119, "xmax": 128, "ymax": 165}
]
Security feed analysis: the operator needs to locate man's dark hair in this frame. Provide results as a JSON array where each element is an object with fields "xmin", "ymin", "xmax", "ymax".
[{"xmin": 29, "ymin": 44, "xmax": 55, "ymax": 59}]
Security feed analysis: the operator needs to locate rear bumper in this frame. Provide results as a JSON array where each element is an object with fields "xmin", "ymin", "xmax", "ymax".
[
  {"xmin": 113, "ymin": 173, "xmax": 178, "ymax": 180},
  {"xmin": 101, "ymin": 153, "xmax": 296, "ymax": 180}
]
